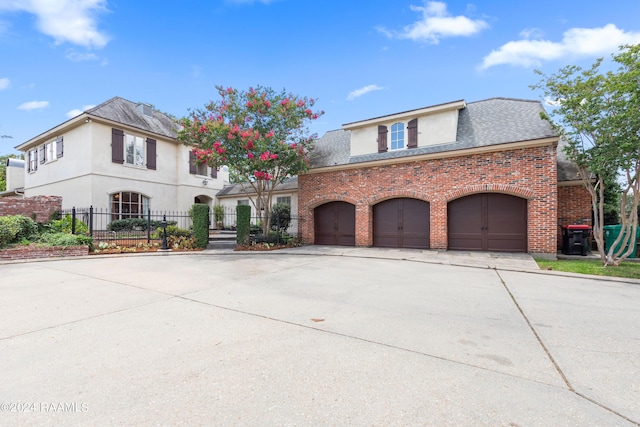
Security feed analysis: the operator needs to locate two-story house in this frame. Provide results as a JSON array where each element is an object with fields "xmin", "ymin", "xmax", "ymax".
[
  {"xmin": 298, "ymin": 97, "xmax": 590, "ymax": 257},
  {"xmin": 15, "ymin": 97, "xmax": 228, "ymax": 216}
]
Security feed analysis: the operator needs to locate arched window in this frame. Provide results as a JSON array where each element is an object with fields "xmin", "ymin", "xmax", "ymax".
[
  {"xmin": 110, "ymin": 192, "xmax": 149, "ymax": 220},
  {"xmin": 390, "ymin": 122, "xmax": 405, "ymax": 150}
]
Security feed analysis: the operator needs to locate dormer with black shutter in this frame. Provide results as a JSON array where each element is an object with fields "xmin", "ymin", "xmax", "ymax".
[{"xmin": 343, "ymin": 100, "xmax": 466, "ymax": 157}]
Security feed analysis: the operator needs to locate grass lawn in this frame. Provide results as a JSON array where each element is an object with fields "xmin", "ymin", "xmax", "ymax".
[{"xmin": 535, "ymin": 258, "xmax": 640, "ymax": 279}]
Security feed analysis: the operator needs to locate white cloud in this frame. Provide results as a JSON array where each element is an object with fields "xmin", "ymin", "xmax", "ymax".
[
  {"xmin": 66, "ymin": 104, "xmax": 96, "ymax": 118},
  {"xmin": 18, "ymin": 100, "xmax": 49, "ymax": 110},
  {"xmin": 0, "ymin": 0, "xmax": 110, "ymax": 49},
  {"xmin": 65, "ymin": 49, "xmax": 99, "ymax": 62},
  {"xmin": 377, "ymin": 1, "xmax": 489, "ymax": 44},
  {"xmin": 481, "ymin": 24, "xmax": 640, "ymax": 69},
  {"xmin": 347, "ymin": 84, "xmax": 384, "ymax": 101},
  {"xmin": 0, "ymin": 77, "xmax": 9, "ymax": 90}
]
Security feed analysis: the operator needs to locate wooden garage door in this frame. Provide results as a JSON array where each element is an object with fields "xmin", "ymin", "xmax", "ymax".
[
  {"xmin": 314, "ymin": 201, "xmax": 356, "ymax": 246},
  {"xmin": 373, "ymin": 198, "xmax": 430, "ymax": 249},
  {"xmin": 448, "ymin": 193, "xmax": 527, "ymax": 252}
]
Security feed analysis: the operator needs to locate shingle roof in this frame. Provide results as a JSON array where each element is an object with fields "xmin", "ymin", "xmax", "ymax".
[
  {"xmin": 217, "ymin": 176, "xmax": 299, "ymax": 197},
  {"xmin": 87, "ymin": 97, "xmax": 179, "ymax": 139},
  {"xmin": 309, "ymin": 97, "xmax": 582, "ymax": 183}
]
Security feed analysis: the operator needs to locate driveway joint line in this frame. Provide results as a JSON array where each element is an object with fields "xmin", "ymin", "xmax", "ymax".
[{"xmin": 495, "ymin": 270, "xmax": 640, "ymax": 426}]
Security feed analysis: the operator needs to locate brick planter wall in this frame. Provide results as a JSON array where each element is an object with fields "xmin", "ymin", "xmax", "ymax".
[
  {"xmin": 0, "ymin": 245, "xmax": 89, "ymax": 261},
  {"xmin": 0, "ymin": 195, "xmax": 62, "ymax": 222},
  {"xmin": 299, "ymin": 144, "xmax": 559, "ymax": 255}
]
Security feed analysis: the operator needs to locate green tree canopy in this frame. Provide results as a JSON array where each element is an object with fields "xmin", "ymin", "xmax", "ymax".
[
  {"xmin": 177, "ymin": 85, "xmax": 323, "ymax": 234},
  {"xmin": 532, "ymin": 44, "xmax": 640, "ymax": 265}
]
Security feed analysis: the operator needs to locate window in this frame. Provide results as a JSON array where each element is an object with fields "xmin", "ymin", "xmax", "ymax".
[
  {"xmin": 390, "ymin": 122, "xmax": 405, "ymax": 150},
  {"xmin": 237, "ymin": 200, "xmax": 250, "ymax": 206},
  {"xmin": 111, "ymin": 191, "xmax": 149, "ymax": 220},
  {"xmin": 196, "ymin": 162, "xmax": 207, "ymax": 176},
  {"xmin": 125, "ymin": 134, "xmax": 145, "ymax": 166},
  {"xmin": 276, "ymin": 196, "xmax": 291, "ymax": 206},
  {"xmin": 28, "ymin": 149, "xmax": 38, "ymax": 172}
]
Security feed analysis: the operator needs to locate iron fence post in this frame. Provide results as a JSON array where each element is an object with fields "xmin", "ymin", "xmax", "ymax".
[
  {"xmin": 147, "ymin": 210, "xmax": 151, "ymax": 244},
  {"xmin": 161, "ymin": 214, "xmax": 168, "ymax": 250},
  {"xmin": 89, "ymin": 206, "xmax": 93, "ymax": 237},
  {"xmin": 71, "ymin": 207, "xmax": 76, "ymax": 235}
]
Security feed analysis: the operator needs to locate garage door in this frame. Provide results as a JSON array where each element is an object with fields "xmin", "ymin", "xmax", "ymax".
[
  {"xmin": 448, "ymin": 193, "xmax": 527, "ymax": 252},
  {"xmin": 373, "ymin": 198, "xmax": 430, "ymax": 249},
  {"xmin": 314, "ymin": 201, "xmax": 356, "ymax": 246}
]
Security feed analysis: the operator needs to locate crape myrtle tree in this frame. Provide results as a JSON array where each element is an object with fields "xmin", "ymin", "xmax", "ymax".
[
  {"xmin": 532, "ymin": 44, "xmax": 640, "ymax": 266},
  {"xmin": 177, "ymin": 85, "xmax": 323, "ymax": 235}
]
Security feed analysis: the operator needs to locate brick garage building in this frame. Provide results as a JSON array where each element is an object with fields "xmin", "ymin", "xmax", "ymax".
[{"xmin": 298, "ymin": 98, "xmax": 589, "ymax": 257}]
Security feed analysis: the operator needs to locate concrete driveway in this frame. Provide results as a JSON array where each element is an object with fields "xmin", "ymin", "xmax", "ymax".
[{"xmin": 1, "ymin": 249, "xmax": 639, "ymax": 426}]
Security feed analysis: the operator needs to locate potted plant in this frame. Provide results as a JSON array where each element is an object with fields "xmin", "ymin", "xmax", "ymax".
[{"xmin": 213, "ymin": 204, "xmax": 225, "ymax": 230}]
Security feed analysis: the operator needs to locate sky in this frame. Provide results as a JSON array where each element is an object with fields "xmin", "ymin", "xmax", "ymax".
[{"xmin": 2, "ymin": 0, "xmax": 640, "ymax": 155}]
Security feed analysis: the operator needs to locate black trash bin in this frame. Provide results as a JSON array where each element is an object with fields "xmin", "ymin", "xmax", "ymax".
[{"xmin": 562, "ymin": 225, "xmax": 591, "ymax": 256}]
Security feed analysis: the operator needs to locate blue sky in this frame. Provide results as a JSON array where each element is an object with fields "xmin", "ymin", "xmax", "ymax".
[{"xmin": 2, "ymin": 0, "xmax": 640, "ymax": 155}]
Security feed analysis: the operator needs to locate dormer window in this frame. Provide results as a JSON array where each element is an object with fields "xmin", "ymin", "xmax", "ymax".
[{"xmin": 390, "ymin": 122, "xmax": 405, "ymax": 150}]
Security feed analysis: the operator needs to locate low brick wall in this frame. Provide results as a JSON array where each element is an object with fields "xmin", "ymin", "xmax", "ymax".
[
  {"xmin": 0, "ymin": 195, "xmax": 62, "ymax": 222},
  {"xmin": 0, "ymin": 245, "xmax": 89, "ymax": 261}
]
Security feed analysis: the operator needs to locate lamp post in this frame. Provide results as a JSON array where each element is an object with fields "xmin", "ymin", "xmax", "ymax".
[{"xmin": 161, "ymin": 214, "xmax": 168, "ymax": 250}]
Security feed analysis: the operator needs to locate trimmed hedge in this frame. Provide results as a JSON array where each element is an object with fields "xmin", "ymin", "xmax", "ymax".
[
  {"xmin": 190, "ymin": 204, "xmax": 210, "ymax": 248},
  {"xmin": 236, "ymin": 205, "xmax": 251, "ymax": 246}
]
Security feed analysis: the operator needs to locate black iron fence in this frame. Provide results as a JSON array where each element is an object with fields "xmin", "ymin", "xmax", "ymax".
[
  {"xmin": 60, "ymin": 206, "xmax": 302, "ymax": 247},
  {"xmin": 60, "ymin": 207, "xmax": 193, "ymax": 247}
]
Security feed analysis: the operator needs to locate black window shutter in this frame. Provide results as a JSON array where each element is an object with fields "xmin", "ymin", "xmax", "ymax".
[
  {"xmin": 407, "ymin": 118, "xmax": 418, "ymax": 149},
  {"xmin": 378, "ymin": 125, "xmax": 388, "ymax": 153},
  {"xmin": 27, "ymin": 151, "xmax": 32, "ymax": 172},
  {"xmin": 33, "ymin": 150, "xmax": 38, "ymax": 171},
  {"xmin": 39, "ymin": 145, "xmax": 46, "ymax": 163},
  {"xmin": 56, "ymin": 136, "xmax": 64, "ymax": 158},
  {"xmin": 189, "ymin": 151, "xmax": 196, "ymax": 174},
  {"xmin": 112, "ymin": 129, "xmax": 124, "ymax": 164},
  {"xmin": 146, "ymin": 138, "xmax": 156, "ymax": 170},
  {"xmin": 210, "ymin": 166, "xmax": 217, "ymax": 178}
]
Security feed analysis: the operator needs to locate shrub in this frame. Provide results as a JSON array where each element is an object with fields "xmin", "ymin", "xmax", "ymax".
[
  {"xmin": 236, "ymin": 205, "xmax": 251, "ymax": 245},
  {"xmin": 49, "ymin": 214, "xmax": 89, "ymax": 235},
  {"xmin": 151, "ymin": 225, "xmax": 192, "ymax": 240},
  {"xmin": 0, "ymin": 215, "xmax": 39, "ymax": 247},
  {"xmin": 190, "ymin": 203, "xmax": 210, "ymax": 248},
  {"xmin": 107, "ymin": 218, "xmax": 176, "ymax": 232},
  {"xmin": 38, "ymin": 232, "xmax": 93, "ymax": 248},
  {"xmin": 168, "ymin": 235, "xmax": 198, "ymax": 250},
  {"xmin": 270, "ymin": 203, "xmax": 291, "ymax": 233}
]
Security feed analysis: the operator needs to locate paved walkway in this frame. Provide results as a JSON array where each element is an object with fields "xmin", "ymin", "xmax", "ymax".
[{"xmin": 1, "ymin": 248, "xmax": 639, "ymax": 425}]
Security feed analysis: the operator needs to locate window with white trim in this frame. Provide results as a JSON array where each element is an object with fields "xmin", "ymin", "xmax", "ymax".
[
  {"xmin": 110, "ymin": 191, "xmax": 149, "ymax": 220},
  {"xmin": 276, "ymin": 196, "xmax": 291, "ymax": 206},
  {"xmin": 125, "ymin": 134, "xmax": 145, "ymax": 167},
  {"xmin": 390, "ymin": 122, "xmax": 405, "ymax": 150}
]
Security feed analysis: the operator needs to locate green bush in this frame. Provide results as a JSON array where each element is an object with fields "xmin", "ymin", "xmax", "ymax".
[
  {"xmin": 270, "ymin": 203, "xmax": 291, "ymax": 233},
  {"xmin": 107, "ymin": 218, "xmax": 175, "ymax": 232},
  {"xmin": 49, "ymin": 214, "xmax": 89, "ymax": 235},
  {"xmin": 236, "ymin": 205, "xmax": 251, "ymax": 246},
  {"xmin": 190, "ymin": 203, "xmax": 210, "ymax": 248},
  {"xmin": 0, "ymin": 215, "xmax": 39, "ymax": 247},
  {"xmin": 151, "ymin": 225, "xmax": 192, "ymax": 239},
  {"xmin": 38, "ymin": 232, "xmax": 93, "ymax": 248}
]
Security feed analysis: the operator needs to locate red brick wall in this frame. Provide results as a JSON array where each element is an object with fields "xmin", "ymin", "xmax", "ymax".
[
  {"xmin": 299, "ymin": 144, "xmax": 559, "ymax": 254},
  {"xmin": 0, "ymin": 245, "xmax": 88, "ymax": 261},
  {"xmin": 557, "ymin": 184, "xmax": 592, "ymax": 249},
  {"xmin": 0, "ymin": 195, "xmax": 62, "ymax": 222}
]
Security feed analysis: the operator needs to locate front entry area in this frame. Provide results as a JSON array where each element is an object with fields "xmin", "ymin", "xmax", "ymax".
[
  {"xmin": 373, "ymin": 198, "xmax": 430, "ymax": 249},
  {"xmin": 447, "ymin": 193, "xmax": 527, "ymax": 252},
  {"xmin": 314, "ymin": 201, "xmax": 356, "ymax": 246}
]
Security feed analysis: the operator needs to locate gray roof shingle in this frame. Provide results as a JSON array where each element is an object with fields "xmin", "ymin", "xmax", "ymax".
[
  {"xmin": 87, "ymin": 97, "xmax": 179, "ymax": 139},
  {"xmin": 312, "ymin": 98, "xmax": 558, "ymax": 168},
  {"xmin": 217, "ymin": 176, "xmax": 299, "ymax": 197}
]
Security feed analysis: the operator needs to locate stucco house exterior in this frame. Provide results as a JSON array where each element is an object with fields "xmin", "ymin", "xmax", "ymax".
[
  {"xmin": 14, "ymin": 97, "xmax": 228, "ymax": 215},
  {"xmin": 298, "ymin": 97, "xmax": 591, "ymax": 257},
  {"xmin": 215, "ymin": 176, "xmax": 299, "ymax": 232}
]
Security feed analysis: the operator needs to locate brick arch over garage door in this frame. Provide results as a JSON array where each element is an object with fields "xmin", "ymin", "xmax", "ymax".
[
  {"xmin": 448, "ymin": 193, "xmax": 527, "ymax": 252},
  {"xmin": 373, "ymin": 198, "xmax": 430, "ymax": 249},
  {"xmin": 314, "ymin": 201, "xmax": 356, "ymax": 246}
]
